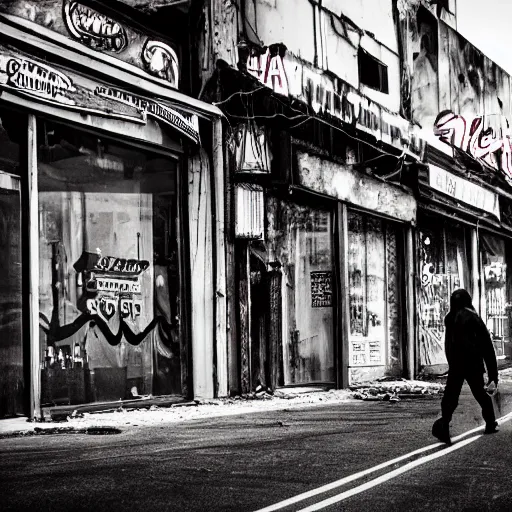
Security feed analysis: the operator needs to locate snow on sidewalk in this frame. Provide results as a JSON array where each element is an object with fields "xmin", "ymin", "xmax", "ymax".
[{"xmin": 0, "ymin": 379, "xmax": 448, "ymax": 437}]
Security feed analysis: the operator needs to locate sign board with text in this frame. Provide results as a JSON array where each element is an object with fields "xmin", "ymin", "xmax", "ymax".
[{"xmin": 428, "ymin": 164, "xmax": 500, "ymax": 220}]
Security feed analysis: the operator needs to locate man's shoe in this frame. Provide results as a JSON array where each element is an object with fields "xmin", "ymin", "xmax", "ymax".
[
  {"xmin": 432, "ymin": 418, "xmax": 452, "ymax": 445},
  {"xmin": 484, "ymin": 421, "xmax": 499, "ymax": 434}
]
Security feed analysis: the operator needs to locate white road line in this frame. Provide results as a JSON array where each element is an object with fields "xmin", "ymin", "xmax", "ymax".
[
  {"xmin": 297, "ymin": 436, "xmax": 481, "ymax": 512},
  {"xmin": 254, "ymin": 411, "xmax": 512, "ymax": 512}
]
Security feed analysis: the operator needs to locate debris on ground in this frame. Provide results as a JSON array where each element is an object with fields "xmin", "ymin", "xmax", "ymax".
[{"xmin": 350, "ymin": 379, "xmax": 445, "ymax": 402}]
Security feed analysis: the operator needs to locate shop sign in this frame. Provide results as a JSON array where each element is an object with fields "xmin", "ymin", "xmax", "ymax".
[
  {"xmin": 0, "ymin": 46, "xmax": 199, "ymax": 144},
  {"xmin": 64, "ymin": 1, "xmax": 128, "ymax": 52},
  {"xmin": 428, "ymin": 164, "xmax": 500, "ymax": 220},
  {"xmin": 1, "ymin": 53, "xmax": 76, "ymax": 105},
  {"xmin": 244, "ymin": 49, "xmax": 423, "ymax": 157},
  {"xmin": 75, "ymin": 251, "xmax": 149, "ymax": 322},
  {"xmin": 297, "ymin": 152, "xmax": 417, "ymax": 223},
  {"xmin": 0, "ymin": 0, "xmax": 181, "ymax": 88},
  {"xmin": 310, "ymin": 271, "xmax": 332, "ymax": 308}
]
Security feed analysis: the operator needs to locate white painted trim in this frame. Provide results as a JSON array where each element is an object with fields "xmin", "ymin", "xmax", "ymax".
[
  {"xmin": 0, "ymin": 15, "xmax": 223, "ymax": 119},
  {"xmin": 28, "ymin": 113, "xmax": 41, "ymax": 420},
  {"xmin": 0, "ymin": 172, "xmax": 20, "ymax": 191}
]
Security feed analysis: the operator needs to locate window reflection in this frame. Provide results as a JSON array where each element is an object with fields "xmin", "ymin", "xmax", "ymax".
[
  {"xmin": 268, "ymin": 198, "xmax": 334, "ymax": 385},
  {"xmin": 347, "ymin": 211, "xmax": 400, "ymax": 377},
  {"xmin": 0, "ymin": 107, "xmax": 25, "ymax": 418},
  {"xmin": 38, "ymin": 121, "xmax": 181, "ymax": 405},
  {"xmin": 418, "ymin": 221, "xmax": 469, "ymax": 366}
]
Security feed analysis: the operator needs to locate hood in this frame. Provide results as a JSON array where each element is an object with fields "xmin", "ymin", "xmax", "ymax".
[{"xmin": 449, "ymin": 288, "xmax": 473, "ymax": 313}]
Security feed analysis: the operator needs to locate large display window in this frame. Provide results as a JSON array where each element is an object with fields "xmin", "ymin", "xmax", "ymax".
[
  {"xmin": 418, "ymin": 218, "xmax": 470, "ymax": 366},
  {"xmin": 268, "ymin": 198, "xmax": 335, "ymax": 385},
  {"xmin": 347, "ymin": 211, "xmax": 401, "ymax": 382},
  {"xmin": 480, "ymin": 233, "xmax": 512, "ymax": 359},
  {"xmin": 37, "ymin": 120, "xmax": 183, "ymax": 405}
]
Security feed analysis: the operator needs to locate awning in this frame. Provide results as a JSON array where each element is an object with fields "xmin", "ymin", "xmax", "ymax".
[{"xmin": 0, "ymin": 14, "xmax": 223, "ymax": 120}]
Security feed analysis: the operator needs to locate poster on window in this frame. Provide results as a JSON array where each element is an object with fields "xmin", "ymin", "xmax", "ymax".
[
  {"xmin": 310, "ymin": 271, "xmax": 332, "ymax": 307},
  {"xmin": 350, "ymin": 339, "xmax": 383, "ymax": 366}
]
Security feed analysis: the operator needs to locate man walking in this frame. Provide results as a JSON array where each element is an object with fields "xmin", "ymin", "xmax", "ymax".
[{"xmin": 432, "ymin": 288, "xmax": 499, "ymax": 445}]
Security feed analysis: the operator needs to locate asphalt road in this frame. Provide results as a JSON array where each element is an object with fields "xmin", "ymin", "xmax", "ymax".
[{"xmin": 1, "ymin": 383, "xmax": 512, "ymax": 512}]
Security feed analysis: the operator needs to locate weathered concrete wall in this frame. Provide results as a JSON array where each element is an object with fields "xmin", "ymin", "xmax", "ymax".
[
  {"xmin": 247, "ymin": 0, "xmax": 400, "ymax": 112},
  {"xmin": 326, "ymin": 0, "xmax": 398, "ymax": 53},
  {"xmin": 253, "ymin": 0, "xmax": 315, "ymax": 64},
  {"xmin": 413, "ymin": 12, "xmax": 512, "ymax": 183},
  {"xmin": 296, "ymin": 152, "xmax": 417, "ymax": 223}
]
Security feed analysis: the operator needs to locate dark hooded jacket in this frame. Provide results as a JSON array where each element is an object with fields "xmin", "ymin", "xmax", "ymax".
[{"xmin": 444, "ymin": 289, "xmax": 498, "ymax": 381}]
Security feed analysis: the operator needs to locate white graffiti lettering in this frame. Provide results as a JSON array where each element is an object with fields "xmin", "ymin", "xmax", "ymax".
[
  {"xmin": 5, "ymin": 57, "xmax": 75, "ymax": 103},
  {"xmin": 96, "ymin": 277, "xmax": 141, "ymax": 294},
  {"xmin": 247, "ymin": 48, "xmax": 289, "ymax": 96},
  {"xmin": 64, "ymin": 1, "xmax": 128, "ymax": 52}
]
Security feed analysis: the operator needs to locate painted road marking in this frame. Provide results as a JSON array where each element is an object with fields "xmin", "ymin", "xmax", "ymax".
[
  {"xmin": 254, "ymin": 410, "xmax": 512, "ymax": 512},
  {"xmin": 297, "ymin": 436, "xmax": 481, "ymax": 512}
]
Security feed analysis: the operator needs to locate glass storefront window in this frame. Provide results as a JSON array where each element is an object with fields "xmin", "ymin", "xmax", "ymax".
[
  {"xmin": 418, "ymin": 219, "xmax": 469, "ymax": 366},
  {"xmin": 0, "ymin": 107, "xmax": 25, "ymax": 417},
  {"xmin": 347, "ymin": 211, "xmax": 401, "ymax": 379},
  {"xmin": 268, "ymin": 198, "xmax": 334, "ymax": 385},
  {"xmin": 480, "ymin": 233, "xmax": 512, "ymax": 359},
  {"xmin": 37, "ymin": 120, "xmax": 182, "ymax": 405}
]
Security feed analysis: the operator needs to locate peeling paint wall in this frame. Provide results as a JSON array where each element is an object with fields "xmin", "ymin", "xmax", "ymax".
[
  {"xmin": 414, "ymin": 13, "xmax": 512, "ymax": 179},
  {"xmin": 244, "ymin": 0, "xmax": 400, "ymax": 113},
  {"xmin": 296, "ymin": 152, "xmax": 417, "ymax": 223}
]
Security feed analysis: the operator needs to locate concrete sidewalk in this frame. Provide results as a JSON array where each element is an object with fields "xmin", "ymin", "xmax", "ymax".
[
  {"xmin": 0, "ymin": 379, "xmax": 448, "ymax": 438},
  {"xmin": 6, "ymin": 368, "xmax": 509, "ymax": 438}
]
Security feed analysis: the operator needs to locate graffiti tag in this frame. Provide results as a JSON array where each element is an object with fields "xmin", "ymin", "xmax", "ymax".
[
  {"xmin": 5, "ymin": 56, "xmax": 75, "ymax": 103},
  {"xmin": 247, "ymin": 48, "xmax": 289, "ymax": 96},
  {"xmin": 434, "ymin": 110, "xmax": 512, "ymax": 182},
  {"xmin": 64, "ymin": 0, "xmax": 128, "ymax": 52}
]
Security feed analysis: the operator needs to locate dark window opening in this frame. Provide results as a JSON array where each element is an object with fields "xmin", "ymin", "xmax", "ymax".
[{"xmin": 358, "ymin": 48, "xmax": 389, "ymax": 94}]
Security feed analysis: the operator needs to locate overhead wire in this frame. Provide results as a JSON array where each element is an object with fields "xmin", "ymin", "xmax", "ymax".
[{"xmin": 217, "ymin": 79, "xmax": 414, "ymax": 172}]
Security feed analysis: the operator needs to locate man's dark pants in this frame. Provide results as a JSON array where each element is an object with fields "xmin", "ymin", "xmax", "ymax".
[{"xmin": 441, "ymin": 369, "xmax": 496, "ymax": 425}]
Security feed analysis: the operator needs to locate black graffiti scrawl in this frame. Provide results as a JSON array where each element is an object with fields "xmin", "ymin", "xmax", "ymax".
[{"xmin": 41, "ymin": 250, "xmax": 173, "ymax": 346}]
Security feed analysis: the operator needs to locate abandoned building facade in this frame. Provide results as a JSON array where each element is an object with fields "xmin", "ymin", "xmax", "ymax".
[{"xmin": 1, "ymin": 0, "xmax": 512, "ymax": 419}]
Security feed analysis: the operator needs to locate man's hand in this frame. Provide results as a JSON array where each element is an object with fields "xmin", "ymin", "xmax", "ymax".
[{"xmin": 486, "ymin": 378, "xmax": 499, "ymax": 395}]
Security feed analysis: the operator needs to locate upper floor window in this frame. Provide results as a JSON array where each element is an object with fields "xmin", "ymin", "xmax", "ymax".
[{"xmin": 358, "ymin": 48, "xmax": 389, "ymax": 94}]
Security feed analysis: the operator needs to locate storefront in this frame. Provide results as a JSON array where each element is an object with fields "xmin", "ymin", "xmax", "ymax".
[
  {"xmin": 417, "ymin": 211, "xmax": 471, "ymax": 368},
  {"xmin": 266, "ymin": 196, "xmax": 335, "ymax": 386},
  {"xmin": 0, "ymin": 3, "xmax": 224, "ymax": 419},
  {"xmin": 479, "ymin": 232, "xmax": 512, "ymax": 359},
  {"xmin": 236, "ymin": 144, "xmax": 417, "ymax": 390},
  {"xmin": 416, "ymin": 151, "xmax": 508, "ymax": 374}
]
